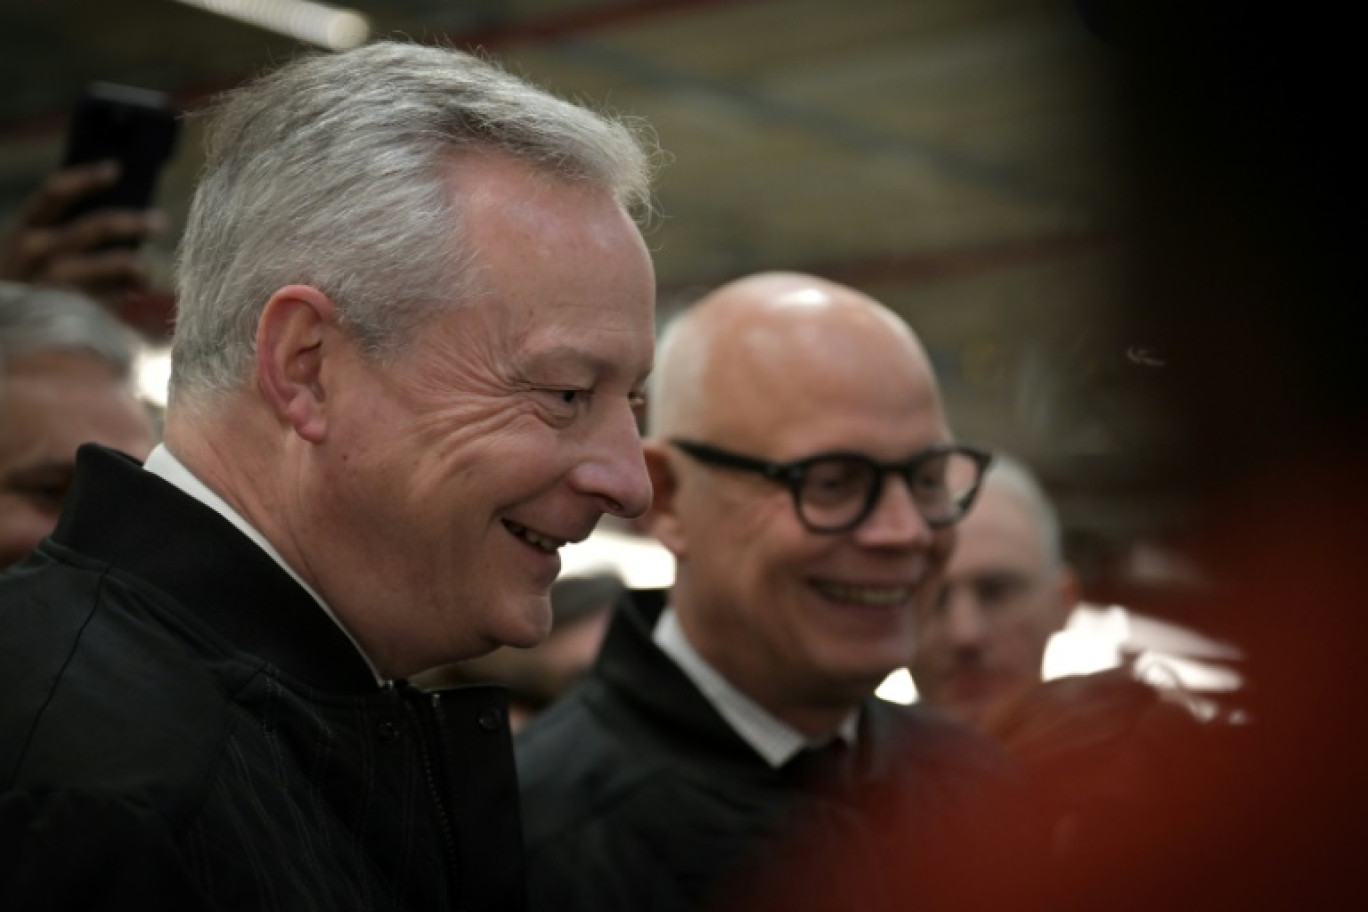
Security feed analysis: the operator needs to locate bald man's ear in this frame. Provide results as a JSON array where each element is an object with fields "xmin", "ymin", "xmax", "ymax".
[
  {"xmin": 643, "ymin": 442, "xmax": 689, "ymax": 560},
  {"xmin": 255, "ymin": 285, "xmax": 335, "ymax": 444}
]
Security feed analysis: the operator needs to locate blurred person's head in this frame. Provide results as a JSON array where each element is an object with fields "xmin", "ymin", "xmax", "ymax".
[
  {"xmin": 644, "ymin": 272, "xmax": 989, "ymax": 737},
  {"xmin": 0, "ymin": 281, "xmax": 156, "ymax": 568},
  {"xmin": 162, "ymin": 41, "xmax": 658, "ymax": 677},
  {"xmin": 909, "ymin": 455, "xmax": 1078, "ymax": 730}
]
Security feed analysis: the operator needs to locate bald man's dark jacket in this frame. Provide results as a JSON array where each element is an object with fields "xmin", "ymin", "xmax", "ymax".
[
  {"xmin": 0, "ymin": 445, "xmax": 525, "ymax": 911},
  {"xmin": 516, "ymin": 589, "xmax": 1015, "ymax": 912}
]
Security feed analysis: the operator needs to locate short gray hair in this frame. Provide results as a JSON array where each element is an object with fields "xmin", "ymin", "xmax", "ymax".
[
  {"xmin": 172, "ymin": 40, "xmax": 658, "ymax": 402},
  {"xmin": 981, "ymin": 452, "xmax": 1064, "ymax": 570},
  {"xmin": 0, "ymin": 281, "xmax": 142, "ymax": 379}
]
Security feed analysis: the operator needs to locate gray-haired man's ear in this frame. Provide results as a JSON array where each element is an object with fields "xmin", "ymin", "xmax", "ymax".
[{"xmin": 254, "ymin": 284, "xmax": 335, "ymax": 444}]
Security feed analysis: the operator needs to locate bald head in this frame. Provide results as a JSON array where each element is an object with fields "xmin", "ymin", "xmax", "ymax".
[
  {"xmin": 644, "ymin": 272, "xmax": 961, "ymax": 736},
  {"xmin": 650, "ymin": 272, "xmax": 940, "ymax": 444}
]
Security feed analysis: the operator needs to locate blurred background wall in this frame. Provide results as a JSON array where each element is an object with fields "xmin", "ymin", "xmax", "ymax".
[{"xmin": 0, "ymin": 0, "xmax": 1177, "ymax": 611}]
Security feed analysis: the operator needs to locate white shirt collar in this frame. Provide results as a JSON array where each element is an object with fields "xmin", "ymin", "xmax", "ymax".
[
  {"xmin": 142, "ymin": 443, "xmax": 388, "ymax": 687},
  {"xmin": 653, "ymin": 605, "xmax": 858, "ymax": 768}
]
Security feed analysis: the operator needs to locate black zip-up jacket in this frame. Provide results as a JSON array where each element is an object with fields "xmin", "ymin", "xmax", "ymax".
[
  {"xmin": 0, "ymin": 445, "xmax": 526, "ymax": 911},
  {"xmin": 516, "ymin": 589, "xmax": 1015, "ymax": 912}
]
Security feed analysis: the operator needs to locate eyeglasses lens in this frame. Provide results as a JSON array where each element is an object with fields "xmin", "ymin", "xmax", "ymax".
[{"xmin": 797, "ymin": 451, "xmax": 980, "ymax": 531}]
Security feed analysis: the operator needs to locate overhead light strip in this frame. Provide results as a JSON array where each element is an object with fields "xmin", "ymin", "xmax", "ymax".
[{"xmin": 173, "ymin": 0, "xmax": 370, "ymax": 51}]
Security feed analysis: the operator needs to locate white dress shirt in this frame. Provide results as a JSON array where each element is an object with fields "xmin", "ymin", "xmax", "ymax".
[{"xmin": 653, "ymin": 605, "xmax": 857, "ymax": 768}]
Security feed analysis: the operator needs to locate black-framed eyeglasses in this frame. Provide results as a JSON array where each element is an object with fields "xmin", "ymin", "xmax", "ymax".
[{"xmin": 669, "ymin": 439, "xmax": 993, "ymax": 534}]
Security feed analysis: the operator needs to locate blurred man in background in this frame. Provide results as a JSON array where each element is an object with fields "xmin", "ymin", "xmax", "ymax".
[
  {"xmin": 909, "ymin": 453, "xmax": 1077, "ymax": 731},
  {"xmin": 0, "ymin": 281, "xmax": 156, "ymax": 569}
]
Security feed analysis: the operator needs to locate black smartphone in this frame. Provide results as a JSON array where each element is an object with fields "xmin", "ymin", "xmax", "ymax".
[{"xmin": 60, "ymin": 82, "xmax": 180, "ymax": 239}]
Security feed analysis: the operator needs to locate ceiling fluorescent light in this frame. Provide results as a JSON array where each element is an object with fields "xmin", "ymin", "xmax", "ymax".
[{"xmin": 174, "ymin": 0, "xmax": 370, "ymax": 51}]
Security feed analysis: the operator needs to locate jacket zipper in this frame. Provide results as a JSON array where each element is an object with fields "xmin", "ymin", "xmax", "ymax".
[{"xmin": 415, "ymin": 692, "xmax": 464, "ymax": 911}]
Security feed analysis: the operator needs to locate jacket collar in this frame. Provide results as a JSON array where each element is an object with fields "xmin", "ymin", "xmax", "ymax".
[
  {"xmin": 593, "ymin": 588, "xmax": 796, "ymax": 778},
  {"xmin": 51, "ymin": 444, "xmax": 381, "ymax": 694},
  {"xmin": 594, "ymin": 588, "xmax": 910, "ymax": 785}
]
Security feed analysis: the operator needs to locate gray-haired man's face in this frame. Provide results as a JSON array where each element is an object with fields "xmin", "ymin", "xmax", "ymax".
[{"xmin": 301, "ymin": 154, "xmax": 656, "ymax": 675}]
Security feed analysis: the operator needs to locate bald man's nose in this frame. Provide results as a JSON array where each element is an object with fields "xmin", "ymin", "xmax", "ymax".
[{"xmin": 855, "ymin": 473, "xmax": 935, "ymax": 546}]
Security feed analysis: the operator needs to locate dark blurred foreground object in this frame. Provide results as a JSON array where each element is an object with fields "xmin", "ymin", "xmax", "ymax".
[
  {"xmin": 728, "ymin": 2, "xmax": 1365, "ymax": 908},
  {"xmin": 1058, "ymin": 1, "xmax": 1366, "ymax": 899},
  {"xmin": 984, "ymin": 666, "xmax": 1232, "ymax": 861}
]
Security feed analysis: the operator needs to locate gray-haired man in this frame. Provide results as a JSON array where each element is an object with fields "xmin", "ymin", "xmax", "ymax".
[{"xmin": 1, "ymin": 41, "xmax": 659, "ymax": 911}]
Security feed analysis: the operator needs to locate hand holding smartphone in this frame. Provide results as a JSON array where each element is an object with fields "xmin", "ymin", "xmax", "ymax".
[{"xmin": 0, "ymin": 83, "xmax": 180, "ymax": 301}]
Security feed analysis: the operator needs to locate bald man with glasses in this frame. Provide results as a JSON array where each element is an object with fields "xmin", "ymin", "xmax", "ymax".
[{"xmin": 517, "ymin": 272, "xmax": 1012, "ymax": 912}]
